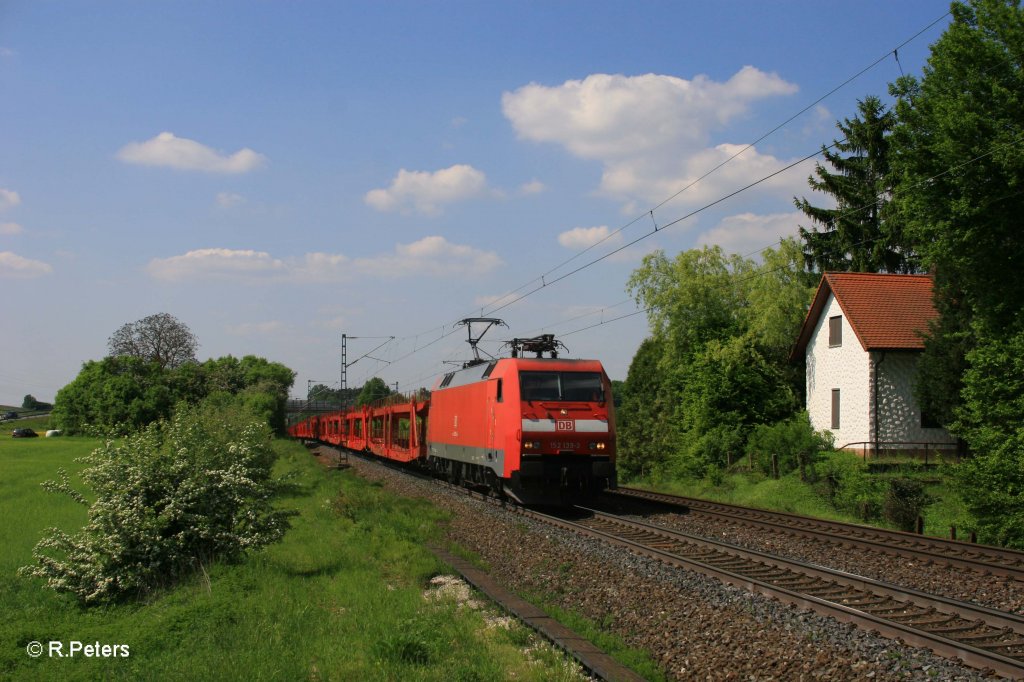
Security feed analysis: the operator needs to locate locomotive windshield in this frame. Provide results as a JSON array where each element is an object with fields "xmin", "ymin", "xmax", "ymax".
[{"xmin": 519, "ymin": 371, "xmax": 604, "ymax": 402}]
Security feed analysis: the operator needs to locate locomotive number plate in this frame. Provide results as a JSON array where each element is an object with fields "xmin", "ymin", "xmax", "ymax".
[
  {"xmin": 556, "ymin": 419, "xmax": 575, "ymax": 431},
  {"xmin": 551, "ymin": 441, "xmax": 580, "ymax": 450}
]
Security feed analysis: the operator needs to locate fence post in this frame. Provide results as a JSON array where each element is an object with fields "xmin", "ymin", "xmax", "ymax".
[
  {"xmin": 915, "ymin": 516, "xmax": 924, "ymax": 535},
  {"xmin": 969, "ymin": 531, "xmax": 977, "ymax": 544},
  {"xmin": 949, "ymin": 525, "xmax": 957, "ymax": 540},
  {"xmin": 771, "ymin": 453, "xmax": 779, "ymax": 480}
]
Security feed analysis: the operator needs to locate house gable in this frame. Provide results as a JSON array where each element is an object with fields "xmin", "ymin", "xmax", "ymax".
[
  {"xmin": 795, "ymin": 272, "xmax": 953, "ymax": 452},
  {"xmin": 793, "ymin": 272, "xmax": 937, "ymax": 358}
]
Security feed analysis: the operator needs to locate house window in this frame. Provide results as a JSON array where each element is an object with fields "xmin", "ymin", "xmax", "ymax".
[
  {"xmin": 921, "ymin": 409, "xmax": 941, "ymax": 429},
  {"xmin": 831, "ymin": 389, "xmax": 841, "ymax": 429},
  {"xmin": 829, "ymin": 315, "xmax": 842, "ymax": 347}
]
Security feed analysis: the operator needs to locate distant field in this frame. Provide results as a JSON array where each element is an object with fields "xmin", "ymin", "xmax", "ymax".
[{"xmin": 0, "ymin": 436, "xmax": 585, "ymax": 681}]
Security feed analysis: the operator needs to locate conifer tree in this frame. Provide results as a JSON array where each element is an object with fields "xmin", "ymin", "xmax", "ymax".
[{"xmin": 795, "ymin": 96, "xmax": 915, "ymax": 274}]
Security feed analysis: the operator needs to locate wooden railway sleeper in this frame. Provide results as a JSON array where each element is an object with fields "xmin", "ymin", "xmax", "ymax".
[
  {"xmin": 712, "ymin": 558, "xmax": 759, "ymax": 570},
  {"xmin": 955, "ymin": 628, "xmax": 1016, "ymax": 643},
  {"xmin": 862, "ymin": 606, "xmax": 918, "ymax": 618},
  {"xmin": 926, "ymin": 620, "xmax": 987, "ymax": 635},
  {"xmin": 805, "ymin": 586, "xmax": 860, "ymax": 599},
  {"xmin": 742, "ymin": 565, "xmax": 787, "ymax": 577},
  {"xmin": 856, "ymin": 601, "xmax": 906, "ymax": 614},
  {"xmin": 841, "ymin": 595, "xmax": 894, "ymax": 607},
  {"xmin": 771, "ymin": 577, "xmax": 827, "ymax": 590},
  {"xmin": 890, "ymin": 614, "xmax": 957, "ymax": 628}
]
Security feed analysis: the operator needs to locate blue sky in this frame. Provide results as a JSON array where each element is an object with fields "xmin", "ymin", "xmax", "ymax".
[{"xmin": 0, "ymin": 1, "xmax": 951, "ymax": 403}]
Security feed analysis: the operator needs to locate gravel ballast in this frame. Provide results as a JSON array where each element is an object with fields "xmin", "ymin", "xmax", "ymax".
[{"xmin": 325, "ymin": 449, "xmax": 1002, "ymax": 680}]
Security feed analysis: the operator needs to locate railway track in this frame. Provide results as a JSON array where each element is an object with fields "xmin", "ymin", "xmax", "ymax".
[
  {"xmin": 612, "ymin": 486, "xmax": 1024, "ymax": 581},
  {"xmin": 327, "ymin": 447, "xmax": 1024, "ymax": 677},
  {"xmin": 315, "ymin": 446, "xmax": 646, "ymax": 681},
  {"xmin": 522, "ymin": 505, "xmax": 1024, "ymax": 679}
]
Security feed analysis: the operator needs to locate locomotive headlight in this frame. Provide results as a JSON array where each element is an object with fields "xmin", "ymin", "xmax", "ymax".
[{"xmin": 592, "ymin": 442, "xmax": 606, "ymax": 450}]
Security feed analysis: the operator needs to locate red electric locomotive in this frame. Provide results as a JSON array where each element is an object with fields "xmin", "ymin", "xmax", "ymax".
[
  {"xmin": 426, "ymin": 333, "xmax": 616, "ymax": 504},
  {"xmin": 289, "ymin": 320, "xmax": 617, "ymax": 505}
]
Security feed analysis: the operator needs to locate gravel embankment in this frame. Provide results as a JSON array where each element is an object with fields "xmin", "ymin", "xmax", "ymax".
[
  {"xmin": 635, "ymin": 510, "xmax": 1024, "ymax": 615},
  {"xmin": 325, "ymin": 450, "xmax": 1002, "ymax": 681}
]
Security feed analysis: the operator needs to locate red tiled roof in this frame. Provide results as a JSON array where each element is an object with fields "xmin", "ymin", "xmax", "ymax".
[{"xmin": 792, "ymin": 272, "xmax": 937, "ymax": 358}]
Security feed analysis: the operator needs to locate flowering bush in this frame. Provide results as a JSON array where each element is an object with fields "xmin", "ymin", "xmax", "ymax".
[{"xmin": 20, "ymin": 404, "xmax": 294, "ymax": 603}]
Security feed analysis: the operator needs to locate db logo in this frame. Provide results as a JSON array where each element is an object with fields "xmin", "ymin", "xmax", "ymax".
[{"xmin": 556, "ymin": 420, "xmax": 575, "ymax": 432}]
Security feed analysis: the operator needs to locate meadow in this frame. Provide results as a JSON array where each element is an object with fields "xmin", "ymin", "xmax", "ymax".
[{"xmin": 0, "ymin": 428, "xmax": 587, "ymax": 681}]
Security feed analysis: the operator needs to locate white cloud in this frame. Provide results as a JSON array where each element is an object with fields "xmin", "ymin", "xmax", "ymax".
[
  {"xmin": 557, "ymin": 225, "xmax": 622, "ymax": 251},
  {"xmin": 364, "ymin": 164, "xmax": 487, "ymax": 215},
  {"xmin": 0, "ymin": 222, "xmax": 23, "ymax": 235},
  {"xmin": 0, "ymin": 188, "xmax": 21, "ymax": 211},
  {"xmin": 353, "ymin": 235, "xmax": 501, "ymax": 277},
  {"xmin": 519, "ymin": 179, "xmax": 546, "ymax": 195},
  {"xmin": 216, "ymin": 192, "xmax": 245, "ymax": 208},
  {"xmin": 117, "ymin": 132, "xmax": 267, "ymax": 173},
  {"xmin": 147, "ymin": 248, "xmax": 286, "ymax": 281},
  {"xmin": 147, "ymin": 237, "xmax": 501, "ymax": 283},
  {"xmin": 0, "ymin": 251, "xmax": 52, "ymax": 278},
  {"xmin": 502, "ymin": 69, "xmax": 803, "ymax": 208},
  {"xmin": 602, "ymin": 142, "xmax": 814, "ymax": 211},
  {"xmin": 295, "ymin": 252, "xmax": 350, "ymax": 282},
  {"xmin": 695, "ymin": 211, "xmax": 802, "ymax": 256}
]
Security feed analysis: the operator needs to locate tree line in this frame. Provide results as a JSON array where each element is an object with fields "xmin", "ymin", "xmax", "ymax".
[
  {"xmin": 616, "ymin": 0, "xmax": 1024, "ymax": 546},
  {"xmin": 53, "ymin": 313, "xmax": 295, "ymax": 435}
]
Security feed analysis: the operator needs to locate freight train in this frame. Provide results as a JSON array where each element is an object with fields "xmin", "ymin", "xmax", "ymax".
[{"xmin": 288, "ymin": 321, "xmax": 617, "ymax": 505}]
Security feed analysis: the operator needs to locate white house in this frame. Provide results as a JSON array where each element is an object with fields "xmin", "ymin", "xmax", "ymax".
[{"xmin": 792, "ymin": 272, "xmax": 955, "ymax": 456}]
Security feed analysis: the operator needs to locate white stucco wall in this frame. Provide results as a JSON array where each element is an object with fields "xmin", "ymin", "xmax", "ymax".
[{"xmin": 805, "ymin": 294, "xmax": 871, "ymax": 447}]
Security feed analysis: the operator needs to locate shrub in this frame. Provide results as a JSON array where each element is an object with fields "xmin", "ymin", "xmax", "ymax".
[
  {"xmin": 19, "ymin": 403, "xmax": 294, "ymax": 603},
  {"xmin": 819, "ymin": 452, "xmax": 885, "ymax": 522},
  {"xmin": 883, "ymin": 478, "xmax": 931, "ymax": 532},
  {"xmin": 745, "ymin": 412, "xmax": 833, "ymax": 481}
]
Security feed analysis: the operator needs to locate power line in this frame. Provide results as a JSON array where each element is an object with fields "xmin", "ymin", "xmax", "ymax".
[
  {"xmin": 553, "ymin": 132, "xmax": 1024, "ymax": 342},
  {"xmin": 337, "ymin": 9, "xmax": 954, "ymax": 384}
]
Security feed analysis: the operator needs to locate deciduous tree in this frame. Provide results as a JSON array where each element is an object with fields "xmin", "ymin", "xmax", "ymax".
[
  {"xmin": 356, "ymin": 377, "xmax": 393, "ymax": 406},
  {"xmin": 108, "ymin": 313, "xmax": 198, "ymax": 370}
]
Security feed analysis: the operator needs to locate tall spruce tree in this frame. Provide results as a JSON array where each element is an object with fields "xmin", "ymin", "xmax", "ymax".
[{"xmin": 795, "ymin": 96, "xmax": 915, "ymax": 274}]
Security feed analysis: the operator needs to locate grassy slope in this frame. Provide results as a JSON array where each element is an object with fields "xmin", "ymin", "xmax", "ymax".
[
  {"xmin": 633, "ymin": 452, "xmax": 974, "ymax": 539},
  {"xmin": 1, "ymin": 436, "xmax": 587, "ymax": 681}
]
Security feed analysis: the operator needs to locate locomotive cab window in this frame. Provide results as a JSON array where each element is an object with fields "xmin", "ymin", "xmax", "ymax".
[{"xmin": 520, "ymin": 371, "xmax": 604, "ymax": 402}]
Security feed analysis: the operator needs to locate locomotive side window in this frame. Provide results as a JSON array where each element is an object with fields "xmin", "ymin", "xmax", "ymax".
[{"xmin": 520, "ymin": 371, "xmax": 604, "ymax": 402}]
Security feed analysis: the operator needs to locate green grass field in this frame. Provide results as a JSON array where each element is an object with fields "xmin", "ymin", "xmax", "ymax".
[{"xmin": 1, "ymin": 434, "xmax": 590, "ymax": 681}]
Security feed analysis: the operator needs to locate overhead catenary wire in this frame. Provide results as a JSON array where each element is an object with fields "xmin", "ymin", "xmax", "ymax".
[
  {"xmin": 552, "ymin": 131, "xmax": 1024, "ymax": 343},
  {"xmin": 383, "ymin": 129, "xmax": 1024, "ymax": 391},
  {"xmin": 462, "ymin": 10, "xmax": 953, "ymax": 321},
  {"xmin": 340, "ymin": 10, "xmax": 955, "ymax": 389}
]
